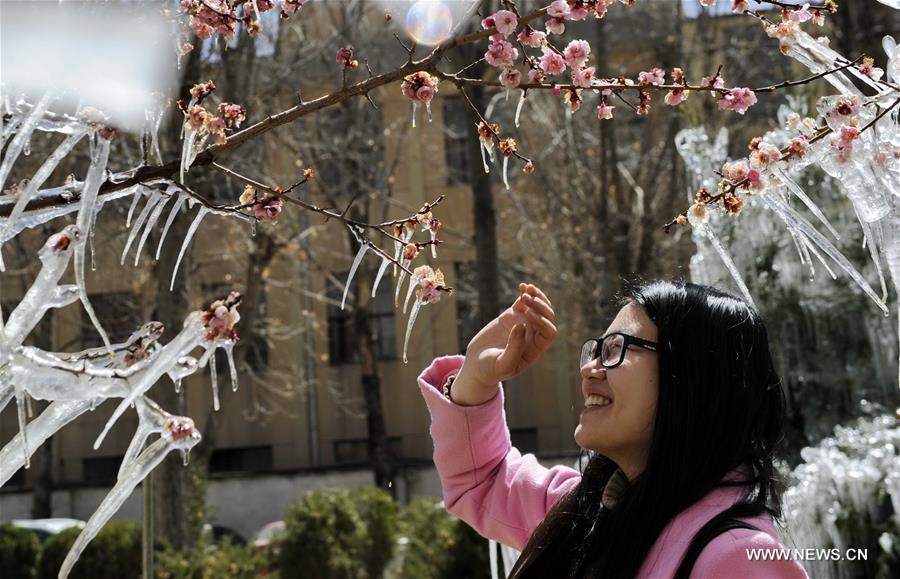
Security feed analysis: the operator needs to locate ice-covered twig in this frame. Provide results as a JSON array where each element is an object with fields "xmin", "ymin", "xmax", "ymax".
[{"xmin": 59, "ymin": 414, "xmax": 200, "ymax": 579}]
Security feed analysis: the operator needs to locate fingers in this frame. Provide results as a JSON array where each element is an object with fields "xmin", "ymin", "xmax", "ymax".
[
  {"xmin": 521, "ymin": 292, "xmax": 555, "ymax": 322},
  {"xmin": 496, "ymin": 323, "xmax": 526, "ymax": 375}
]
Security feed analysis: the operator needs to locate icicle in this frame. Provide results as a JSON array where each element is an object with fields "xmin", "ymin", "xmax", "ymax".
[
  {"xmin": 74, "ymin": 137, "xmax": 113, "ymax": 351},
  {"xmin": 59, "ymin": 428, "xmax": 199, "ymax": 579},
  {"xmin": 801, "ymin": 236, "xmax": 838, "ymax": 281},
  {"xmin": 250, "ymin": 218, "xmax": 257, "ymax": 237},
  {"xmin": 125, "ymin": 190, "xmax": 142, "ymax": 228},
  {"xmin": 225, "ymin": 342, "xmax": 238, "ymax": 392},
  {"xmin": 0, "ymin": 92, "xmax": 52, "ymax": 192},
  {"xmin": 342, "ymin": 242, "xmax": 369, "ymax": 310},
  {"xmin": 394, "ymin": 259, "xmax": 411, "ymax": 307},
  {"xmin": 402, "ymin": 299, "xmax": 423, "ymax": 364},
  {"xmin": 180, "ymin": 127, "xmax": 199, "ymax": 182},
  {"xmin": 856, "ymin": 211, "xmax": 889, "ymax": 303},
  {"xmin": 0, "ymin": 128, "xmax": 88, "ymax": 261},
  {"xmin": 425, "ymin": 101, "xmax": 433, "ymax": 123},
  {"xmin": 430, "ymin": 229, "xmax": 438, "ymax": 258},
  {"xmin": 174, "ymin": 379, "xmax": 182, "ymax": 393},
  {"xmin": 170, "ymin": 207, "xmax": 208, "ymax": 291},
  {"xmin": 372, "ymin": 256, "xmax": 391, "ymax": 298},
  {"xmin": 403, "ymin": 274, "xmax": 418, "ymax": 314},
  {"xmin": 762, "ymin": 193, "xmax": 888, "ymax": 314},
  {"xmin": 480, "ymin": 141, "xmax": 490, "ymax": 173},
  {"xmin": 502, "ymin": 156, "xmax": 510, "ymax": 191},
  {"xmin": 210, "ymin": 353, "xmax": 220, "ymax": 412},
  {"xmin": 120, "ymin": 190, "xmax": 162, "ymax": 265},
  {"xmin": 156, "ymin": 192, "xmax": 185, "ymax": 261},
  {"xmin": 515, "ymin": 91, "xmax": 526, "ymax": 128},
  {"xmin": 411, "ymin": 102, "xmax": 417, "ymax": 128},
  {"xmin": 775, "ymin": 168, "xmax": 840, "ymax": 240},
  {"xmin": 182, "ymin": 449, "xmax": 190, "ymax": 466},
  {"xmin": 693, "ymin": 220, "xmax": 757, "ymax": 310},
  {"xmin": 134, "ymin": 194, "xmax": 170, "ymax": 267},
  {"xmin": 15, "ymin": 390, "xmax": 29, "ymax": 468}
]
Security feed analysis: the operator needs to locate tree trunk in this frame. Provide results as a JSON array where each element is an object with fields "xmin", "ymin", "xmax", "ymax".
[
  {"xmin": 464, "ymin": 81, "xmax": 502, "ymax": 327},
  {"xmin": 345, "ymin": 223, "xmax": 394, "ymax": 495}
]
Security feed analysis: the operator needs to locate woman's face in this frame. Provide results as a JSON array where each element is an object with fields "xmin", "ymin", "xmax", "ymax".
[{"xmin": 574, "ymin": 302, "xmax": 659, "ymax": 480}]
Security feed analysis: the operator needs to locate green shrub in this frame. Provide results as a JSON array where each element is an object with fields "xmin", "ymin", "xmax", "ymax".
[
  {"xmin": 35, "ymin": 520, "xmax": 140, "ymax": 579},
  {"xmin": 398, "ymin": 497, "xmax": 490, "ymax": 579},
  {"xmin": 155, "ymin": 536, "xmax": 268, "ymax": 579},
  {"xmin": 0, "ymin": 522, "xmax": 41, "ymax": 578},
  {"xmin": 277, "ymin": 488, "xmax": 368, "ymax": 579},
  {"xmin": 350, "ymin": 487, "xmax": 399, "ymax": 579}
]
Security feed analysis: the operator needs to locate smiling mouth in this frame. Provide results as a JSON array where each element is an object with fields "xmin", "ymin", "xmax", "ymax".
[{"xmin": 584, "ymin": 394, "xmax": 612, "ymax": 408}]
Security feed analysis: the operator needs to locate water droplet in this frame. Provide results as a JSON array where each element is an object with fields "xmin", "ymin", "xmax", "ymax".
[{"xmin": 182, "ymin": 449, "xmax": 190, "ymax": 466}]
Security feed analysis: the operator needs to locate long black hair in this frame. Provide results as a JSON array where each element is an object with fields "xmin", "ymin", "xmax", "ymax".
[{"xmin": 508, "ymin": 280, "xmax": 787, "ymax": 578}]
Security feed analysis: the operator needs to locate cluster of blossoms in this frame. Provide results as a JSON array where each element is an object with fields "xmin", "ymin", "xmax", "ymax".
[
  {"xmin": 400, "ymin": 71, "xmax": 439, "ymax": 104},
  {"xmin": 411, "ymin": 265, "xmax": 448, "ymax": 305},
  {"xmin": 239, "ymin": 185, "xmax": 284, "ymax": 224},
  {"xmin": 829, "ymin": 124, "xmax": 861, "ymax": 164},
  {"xmin": 179, "ymin": 82, "xmax": 245, "ymax": 145},
  {"xmin": 758, "ymin": 1, "xmax": 831, "ymax": 54},
  {"xmin": 201, "ymin": 291, "xmax": 243, "ymax": 341},
  {"xmin": 335, "ymin": 46, "xmax": 359, "ymax": 69},
  {"xmin": 180, "ymin": 0, "xmax": 305, "ymax": 42}
]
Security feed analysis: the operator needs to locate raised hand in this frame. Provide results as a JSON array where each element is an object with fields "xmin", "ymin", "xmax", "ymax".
[{"xmin": 452, "ymin": 283, "xmax": 558, "ymax": 406}]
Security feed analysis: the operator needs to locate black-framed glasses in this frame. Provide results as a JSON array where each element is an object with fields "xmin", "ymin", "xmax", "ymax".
[{"xmin": 581, "ymin": 332, "xmax": 658, "ymax": 369}]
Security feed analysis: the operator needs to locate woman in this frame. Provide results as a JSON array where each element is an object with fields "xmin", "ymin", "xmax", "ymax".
[{"xmin": 417, "ymin": 280, "xmax": 807, "ymax": 578}]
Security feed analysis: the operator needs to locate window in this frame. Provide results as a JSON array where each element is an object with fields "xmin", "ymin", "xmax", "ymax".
[
  {"xmin": 80, "ymin": 292, "xmax": 143, "ymax": 349},
  {"xmin": 443, "ymin": 97, "xmax": 471, "ymax": 185},
  {"xmin": 83, "ymin": 456, "xmax": 123, "ymax": 485},
  {"xmin": 326, "ymin": 270, "xmax": 396, "ymax": 365},
  {"xmin": 333, "ymin": 437, "xmax": 402, "ymax": 465},
  {"xmin": 209, "ymin": 445, "xmax": 274, "ymax": 474}
]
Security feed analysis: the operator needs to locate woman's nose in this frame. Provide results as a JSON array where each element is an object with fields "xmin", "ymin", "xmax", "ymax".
[{"xmin": 580, "ymin": 361, "xmax": 606, "ymax": 378}]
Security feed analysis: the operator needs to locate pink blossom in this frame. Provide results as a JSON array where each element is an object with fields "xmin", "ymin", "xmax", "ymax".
[
  {"xmin": 749, "ymin": 141, "xmax": 783, "ymax": 168},
  {"xmin": 858, "ymin": 57, "xmax": 885, "ymax": 81},
  {"xmin": 699, "ymin": 0, "xmax": 717, "ymax": 6},
  {"xmin": 563, "ymin": 89, "xmax": 582, "ymax": 113},
  {"xmin": 722, "ymin": 160, "xmax": 750, "ymax": 182},
  {"xmin": 830, "ymin": 126, "xmax": 860, "ymax": 163},
  {"xmin": 812, "ymin": 9, "xmax": 825, "ymax": 25},
  {"xmin": 717, "ymin": 87, "xmax": 757, "ymax": 114},
  {"xmin": 335, "ymin": 46, "xmax": 358, "ymax": 68},
  {"xmin": 563, "ymin": 39, "xmax": 591, "ymax": 70},
  {"xmin": 597, "ymin": 101, "xmax": 615, "ymax": 120},
  {"xmin": 573, "ymin": 66, "xmax": 595, "ymax": 88},
  {"xmin": 731, "ymin": 0, "xmax": 749, "ymax": 12},
  {"xmin": 243, "ymin": 0, "xmax": 274, "ymax": 13},
  {"xmin": 539, "ymin": 49, "xmax": 567, "ymax": 76},
  {"xmin": 254, "ymin": 194, "xmax": 284, "ymax": 224},
  {"xmin": 527, "ymin": 69, "xmax": 545, "ymax": 84},
  {"xmin": 186, "ymin": 105, "xmax": 208, "ymax": 130},
  {"xmin": 824, "ymin": 95, "xmax": 861, "ymax": 127},
  {"xmin": 545, "ymin": 17, "xmax": 565, "ymax": 35},
  {"xmin": 547, "ymin": 0, "xmax": 570, "ymax": 18},
  {"xmin": 500, "ymin": 67, "xmax": 522, "ymax": 88},
  {"xmin": 485, "ymin": 38, "xmax": 518, "ymax": 68},
  {"xmin": 746, "ymin": 168, "xmax": 764, "ymax": 191},
  {"xmin": 701, "ymin": 75, "xmax": 726, "ymax": 90},
  {"xmin": 787, "ymin": 137, "xmax": 809, "ymax": 159},
  {"xmin": 523, "ymin": 160, "xmax": 535, "ymax": 174},
  {"xmin": 401, "ymin": 71, "xmax": 439, "ymax": 103},
  {"xmin": 664, "ymin": 89, "xmax": 688, "ymax": 106},
  {"xmin": 208, "ymin": 116, "xmax": 227, "ymax": 141},
  {"xmin": 638, "ymin": 68, "xmax": 665, "ymax": 86},
  {"xmin": 403, "ymin": 243, "xmax": 420, "ymax": 261},
  {"xmin": 202, "ymin": 292, "xmax": 242, "ymax": 342},
  {"xmin": 218, "ymin": 102, "xmax": 246, "ymax": 128},
  {"xmin": 517, "ymin": 27, "xmax": 546, "ymax": 48},
  {"xmin": 281, "ymin": 0, "xmax": 305, "ymax": 18},
  {"xmin": 637, "ymin": 90, "xmax": 651, "ymax": 115},
  {"xmin": 413, "ymin": 266, "xmax": 445, "ymax": 305},
  {"xmin": 568, "ymin": 5, "xmax": 590, "ymax": 21},
  {"xmin": 491, "ymin": 10, "xmax": 518, "ymax": 36},
  {"xmin": 788, "ymin": 4, "xmax": 812, "ymax": 23}
]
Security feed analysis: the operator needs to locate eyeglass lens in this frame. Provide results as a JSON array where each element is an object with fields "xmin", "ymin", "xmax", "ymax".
[{"xmin": 581, "ymin": 334, "xmax": 626, "ymax": 368}]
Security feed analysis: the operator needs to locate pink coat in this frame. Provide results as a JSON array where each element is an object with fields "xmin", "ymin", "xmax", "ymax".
[{"xmin": 418, "ymin": 355, "xmax": 809, "ymax": 578}]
